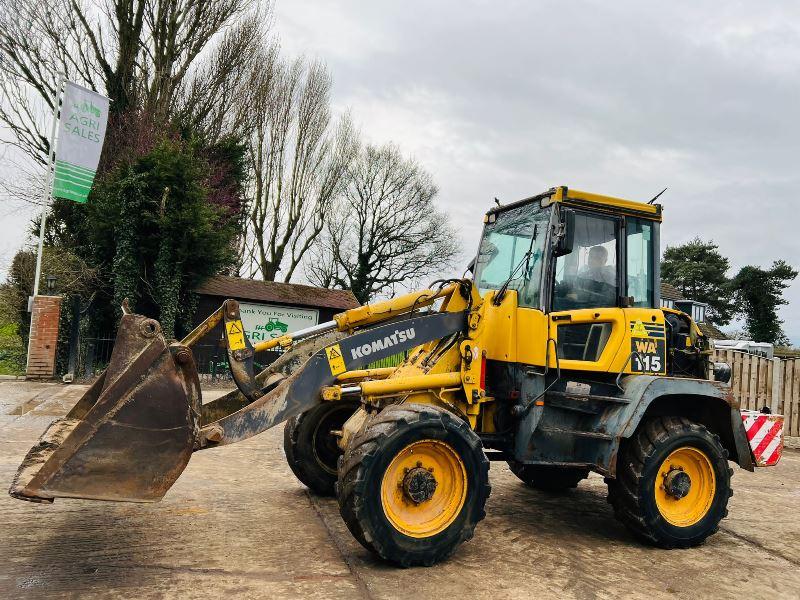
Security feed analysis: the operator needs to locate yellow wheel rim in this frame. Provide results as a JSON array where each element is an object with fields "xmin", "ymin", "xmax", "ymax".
[
  {"xmin": 381, "ymin": 439, "xmax": 467, "ymax": 538},
  {"xmin": 654, "ymin": 446, "xmax": 716, "ymax": 527}
]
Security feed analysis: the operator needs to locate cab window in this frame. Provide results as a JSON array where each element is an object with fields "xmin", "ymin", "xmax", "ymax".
[
  {"xmin": 626, "ymin": 217, "xmax": 655, "ymax": 307},
  {"xmin": 474, "ymin": 203, "xmax": 551, "ymax": 308},
  {"xmin": 552, "ymin": 213, "xmax": 619, "ymax": 311}
]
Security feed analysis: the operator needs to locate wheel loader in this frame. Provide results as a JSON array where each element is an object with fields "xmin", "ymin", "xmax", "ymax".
[{"xmin": 10, "ymin": 186, "xmax": 784, "ymax": 567}]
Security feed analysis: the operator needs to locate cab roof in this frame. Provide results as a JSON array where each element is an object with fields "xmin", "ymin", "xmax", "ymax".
[{"xmin": 489, "ymin": 186, "xmax": 663, "ymax": 222}]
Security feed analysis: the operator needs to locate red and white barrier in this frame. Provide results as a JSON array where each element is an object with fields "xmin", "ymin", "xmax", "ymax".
[{"xmin": 741, "ymin": 410, "xmax": 784, "ymax": 467}]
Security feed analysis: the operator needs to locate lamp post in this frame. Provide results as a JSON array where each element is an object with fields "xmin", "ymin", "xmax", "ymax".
[{"xmin": 46, "ymin": 275, "xmax": 57, "ymax": 295}]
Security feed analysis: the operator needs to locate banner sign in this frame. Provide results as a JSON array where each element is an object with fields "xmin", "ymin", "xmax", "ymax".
[
  {"xmin": 238, "ymin": 302, "xmax": 319, "ymax": 344},
  {"xmin": 52, "ymin": 82, "xmax": 110, "ymax": 203}
]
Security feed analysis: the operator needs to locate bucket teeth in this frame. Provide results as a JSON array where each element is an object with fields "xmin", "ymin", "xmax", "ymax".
[
  {"xmin": 8, "ymin": 313, "xmax": 202, "ymax": 503},
  {"xmin": 9, "ymin": 418, "xmax": 81, "ymax": 502}
]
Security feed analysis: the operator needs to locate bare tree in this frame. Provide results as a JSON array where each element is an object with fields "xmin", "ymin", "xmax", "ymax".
[
  {"xmin": 239, "ymin": 52, "xmax": 357, "ymax": 281},
  {"xmin": 0, "ymin": 0, "xmax": 256, "ymax": 167},
  {"xmin": 175, "ymin": 13, "xmax": 264, "ymax": 142},
  {"xmin": 307, "ymin": 144, "xmax": 460, "ymax": 304}
]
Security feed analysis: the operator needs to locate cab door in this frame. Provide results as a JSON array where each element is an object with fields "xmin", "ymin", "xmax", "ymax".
[{"xmin": 548, "ymin": 211, "xmax": 625, "ymax": 372}]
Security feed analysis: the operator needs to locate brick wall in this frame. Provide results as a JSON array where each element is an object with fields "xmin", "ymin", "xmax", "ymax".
[{"xmin": 26, "ymin": 295, "xmax": 62, "ymax": 379}]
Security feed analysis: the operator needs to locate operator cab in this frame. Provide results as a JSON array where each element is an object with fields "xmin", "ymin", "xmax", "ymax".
[
  {"xmin": 474, "ymin": 186, "xmax": 661, "ymax": 313},
  {"xmin": 473, "ymin": 186, "xmax": 673, "ymax": 375}
]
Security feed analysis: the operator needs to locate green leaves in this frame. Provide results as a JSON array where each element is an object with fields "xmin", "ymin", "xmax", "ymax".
[
  {"xmin": 731, "ymin": 260, "xmax": 798, "ymax": 346},
  {"xmin": 662, "ymin": 238, "xmax": 797, "ymax": 345},
  {"xmin": 661, "ymin": 238, "xmax": 735, "ymax": 326},
  {"xmin": 85, "ymin": 137, "xmax": 241, "ymax": 337}
]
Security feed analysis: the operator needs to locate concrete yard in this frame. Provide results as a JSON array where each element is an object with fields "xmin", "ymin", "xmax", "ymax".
[{"xmin": 1, "ymin": 381, "xmax": 799, "ymax": 599}]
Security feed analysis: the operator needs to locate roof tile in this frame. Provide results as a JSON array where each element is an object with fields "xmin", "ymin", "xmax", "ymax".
[
  {"xmin": 660, "ymin": 282, "xmax": 685, "ymax": 301},
  {"xmin": 195, "ymin": 275, "xmax": 359, "ymax": 311}
]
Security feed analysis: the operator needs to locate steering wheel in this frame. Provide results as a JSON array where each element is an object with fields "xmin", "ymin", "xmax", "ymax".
[{"xmin": 575, "ymin": 276, "xmax": 616, "ymax": 306}]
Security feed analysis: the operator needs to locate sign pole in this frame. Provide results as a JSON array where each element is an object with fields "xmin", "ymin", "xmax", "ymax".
[{"xmin": 32, "ymin": 78, "xmax": 64, "ymax": 299}]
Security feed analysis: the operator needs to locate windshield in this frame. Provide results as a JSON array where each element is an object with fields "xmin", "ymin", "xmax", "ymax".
[{"xmin": 474, "ymin": 201, "xmax": 552, "ymax": 308}]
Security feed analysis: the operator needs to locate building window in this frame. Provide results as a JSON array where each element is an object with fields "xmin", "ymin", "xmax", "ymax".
[{"xmin": 694, "ymin": 303, "xmax": 706, "ymax": 324}]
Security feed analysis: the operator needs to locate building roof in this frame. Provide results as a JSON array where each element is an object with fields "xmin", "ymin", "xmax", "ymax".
[
  {"xmin": 697, "ymin": 322, "xmax": 729, "ymax": 340},
  {"xmin": 775, "ymin": 347, "xmax": 800, "ymax": 359},
  {"xmin": 195, "ymin": 275, "xmax": 359, "ymax": 311},
  {"xmin": 660, "ymin": 282, "xmax": 685, "ymax": 301}
]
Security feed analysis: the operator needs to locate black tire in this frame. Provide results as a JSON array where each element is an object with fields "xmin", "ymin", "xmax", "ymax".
[
  {"xmin": 507, "ymin": 462, "xmax": 589, "ymax": 491},
  {"xmin": 284, "ymin": 401, "xmax": 360, "ymax": 496},
  {"xmin": 336, "ymin": 403, "xmax": 491, "ymax": 567},
  {"xmin": 607, "ymin": 416, "xmax": 732, "ymax": 548}
]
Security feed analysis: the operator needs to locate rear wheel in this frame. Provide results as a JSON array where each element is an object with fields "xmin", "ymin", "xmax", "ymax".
[
  {"xmin": 284, "ymin": 401, "xmax": 359, "ymax": 496},
  {"xmin": 608, "ymin": 416, "xmax": 732, "ymax": 548},
  {"xmin": 337, "ymin": 403, "xmax": 490, "ymax": 567},
  {"xmin": 507, "ymin": 462, "xmax": 589, "ymax": 491}
]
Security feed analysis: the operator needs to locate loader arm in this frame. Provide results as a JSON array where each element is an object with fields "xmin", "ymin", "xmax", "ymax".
[
  {"xmin": 196, "ymin": 310, "xmax": 467, "ymax": 448},
  {"xmin": 9, "ymin": 282, "xmax": 473, "ymax": 503}
]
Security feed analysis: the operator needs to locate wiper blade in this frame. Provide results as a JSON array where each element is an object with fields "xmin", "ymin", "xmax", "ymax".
[{"xmin": 494, "ymin": 224, "xmax": 538, "ymax": 305}]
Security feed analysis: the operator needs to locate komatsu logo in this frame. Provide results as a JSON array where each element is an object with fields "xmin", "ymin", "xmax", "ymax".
[{"xmin": 350, "ymin": 327, "xmax": 416, "ymax": 360}]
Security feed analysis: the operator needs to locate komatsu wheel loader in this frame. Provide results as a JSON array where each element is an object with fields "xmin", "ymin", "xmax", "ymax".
[{"xmin": 10, "ymin": 186, "xmax": 784, "ymax": 567}]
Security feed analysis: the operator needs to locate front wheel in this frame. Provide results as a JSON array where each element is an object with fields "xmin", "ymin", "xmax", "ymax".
[
  {"xmin": 608, "ymin": 416, "xmax": 732, "ymax": 548},
  {"xmin": 337, "ymin": 403, "xmax": 491, "ymax": 567}
]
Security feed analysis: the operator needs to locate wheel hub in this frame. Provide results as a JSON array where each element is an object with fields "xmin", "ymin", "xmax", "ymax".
[
  {"xmin": 654, "ymin": 446, "xmax": 716, "ymax": 527},
  {"xmin": 664, "ymin": 468, "xmax": 692, "ymax": 499},
  {"xmin": 381, "ymin": 439, "xmax": 467, "ymax": 538},
  {"xmin": 402, "ymin": 466, "xmax": 437, "ymax": 504}
]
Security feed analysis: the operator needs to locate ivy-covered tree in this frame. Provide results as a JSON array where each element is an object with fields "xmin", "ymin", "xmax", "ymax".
[
  {"xmin": 83, "ymin": 138, "xmax": 244, "ymax": 337},
  {"xmin": 661, "ymin": 238, "xmax": 735, "ymax": 326},
  {"xmin": 731, "ymin": 260, "xmax": 797, "ymax": 345}
]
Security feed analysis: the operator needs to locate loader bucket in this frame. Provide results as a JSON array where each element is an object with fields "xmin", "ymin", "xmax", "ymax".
[{"xmin": 9, "ymin": 313, "xmax": 201, "ymax": 503}]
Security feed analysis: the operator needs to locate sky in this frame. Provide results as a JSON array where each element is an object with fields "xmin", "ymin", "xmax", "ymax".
[
  {"xmin": 271, "ymin": 0, "xmax": 800, "ymax": 342},
  {"xmin": 1, "ymin": 1, "xmax": 798, "ymax": 342}
]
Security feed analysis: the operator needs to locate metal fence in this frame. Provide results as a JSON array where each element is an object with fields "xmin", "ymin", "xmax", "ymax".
[
  {"xmin": 79, "ymin": 336, "xmax": 282, "ymax": 383},
  {"xmin": 714, "ymin": 349, "xmax": 800, "ymax": 439},
  {"xmin": 79, "ymin": 335, "xmax": 116, "ymax": 379}
]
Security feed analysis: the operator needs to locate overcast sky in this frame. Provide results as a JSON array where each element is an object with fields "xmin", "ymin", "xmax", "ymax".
[
  {"xmin": 1, "ymin": 1, "xmax": 798, "ymax": 341},
  {"xmin": 273, "ymin": 0, "xmax": 800, "ymax": 341}
]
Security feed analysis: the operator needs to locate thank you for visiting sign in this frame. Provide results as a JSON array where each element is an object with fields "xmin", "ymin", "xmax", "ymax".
[
  {"xmin": 52, "ymin": 82, "xmax": 110, "ymax": 203},
  {"xmin": 239, "ymin": 303, "xmax": 319, "ymax": 343}
]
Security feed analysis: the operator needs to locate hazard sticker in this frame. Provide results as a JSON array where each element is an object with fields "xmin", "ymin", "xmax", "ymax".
[
  {"xmin": 225, "ymin": 320, "xmax": 246, "ymax": 351},
  {"xmin": 325, "ymin": 344, "xmax": 347, "ymax": 376},
  {"xmin": 631, "ymin": 320, "xmax": 649, "ymax": 337}
]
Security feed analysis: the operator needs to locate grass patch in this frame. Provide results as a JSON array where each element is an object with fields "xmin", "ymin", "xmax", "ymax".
[{"xmin": 0, "ymin": 321, "xmax": 25, "ymax": 376}]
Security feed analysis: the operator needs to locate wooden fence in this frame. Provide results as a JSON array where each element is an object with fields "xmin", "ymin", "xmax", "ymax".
[{"xmin": 714, "ymin": 349, "xmax": 799, "ymax": 440}]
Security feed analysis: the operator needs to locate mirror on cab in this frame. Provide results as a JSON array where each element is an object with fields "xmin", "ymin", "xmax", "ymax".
[{"xmin": 553, "ymin": 208, "xmax": 575, "ymax": 257}]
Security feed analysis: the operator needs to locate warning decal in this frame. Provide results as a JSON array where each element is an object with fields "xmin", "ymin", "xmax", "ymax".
[
  {"xmin": 226, "ymin": 320, "xmax": 246, "ymax": 351},
  {"xmin": 631, "ymin": 320, "xmax": 649, "ymax": 337},
  {"xmin": 629, "ymin": 320, "xmax": 666, "ymax": 339},
  {"xmin": 325, "ymin": 344, "xmax": 347, "ymax": 376}
]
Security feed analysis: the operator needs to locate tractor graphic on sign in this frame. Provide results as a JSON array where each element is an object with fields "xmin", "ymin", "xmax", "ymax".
[{"xmin": 263, "ymin": 317, "xmax": 288, "ymax": 334}]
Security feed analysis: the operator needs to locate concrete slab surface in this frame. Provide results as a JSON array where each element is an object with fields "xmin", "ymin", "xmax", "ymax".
[{"xmin": 1, "ymin": 382, "xmax": 798, "ymax": 599}]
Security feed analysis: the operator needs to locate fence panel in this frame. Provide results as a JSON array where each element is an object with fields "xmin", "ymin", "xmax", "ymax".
[
  {"xmin": 714, "ymin": 349, "xmax": 799, "ymax": 440},
  {"xmin": 788, "ymin": 358, "xmax": 800, "ymax": 436},
  {"xmin": 785, "ymin": 360, "xmax": 794, "ymax": 432}
]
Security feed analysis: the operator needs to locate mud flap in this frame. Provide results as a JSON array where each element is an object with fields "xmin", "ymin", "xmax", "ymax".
[
  {"xmin": 9, "ymin": 313, "xmax": 201, "ymax": 503},
  {"xmin": 741, "ymin": 410, "xmax": 784, "ymax": 467}
]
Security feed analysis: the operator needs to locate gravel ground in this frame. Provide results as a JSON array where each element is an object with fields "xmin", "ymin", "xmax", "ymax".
[{"xmin": 1, "ymin": 382, "xmax": 798, "ymax": 599}]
